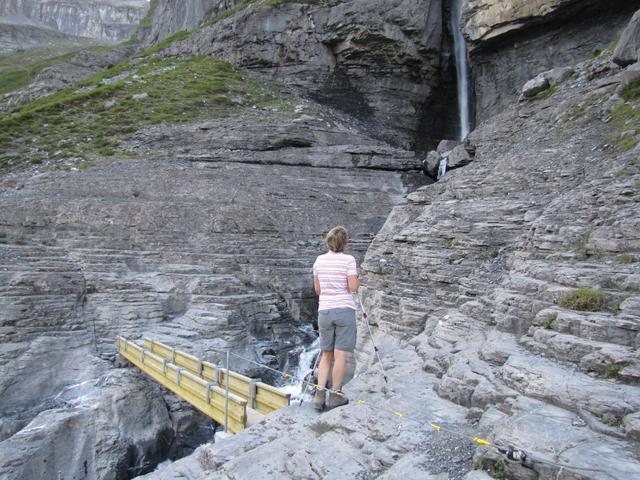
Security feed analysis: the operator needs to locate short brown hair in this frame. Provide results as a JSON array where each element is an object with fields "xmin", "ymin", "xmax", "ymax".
[{"xmin": 325, "ymin": 225, "xmax": 348, "ymax": 252}]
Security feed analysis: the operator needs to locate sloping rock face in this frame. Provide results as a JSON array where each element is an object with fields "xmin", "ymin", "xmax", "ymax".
[
  {"xmin": 361, "ymin": 48, "xmax": 640, "ymax": 477},
  {"xmin": 136, "ymin": 31, "xmax": 640, "ymax": 480},
  {"xmin": 0, "ymin": 45, "xmax": 134, "ymax": 112},
  {"xmin": 154, "ymin": 0, "xmax": 457, "ymax": 151},
  {"xmin": 0, "ymin": 21, "xmax": 85, "ymax": 52},
  {"xmin": 138, "ymin": 0, "xmax": 240, "ymax": 47},
  {"xmin": 139, "ymin": 346, "xmax": 478, "ymax": 480},
  {"xmin": 463, "ymin": 0, "xmax": 640, "ymax": 121},
  {"xmin": 614, "ymin": 8, "xmax": 640, "ymax": 67},
  {"xmin": 0, "ymin": 93, "xmax": 424, "ymax": 478},
  {"xmin": 0, "ymin": 0, "xmax": 148, "ymax": 41}
]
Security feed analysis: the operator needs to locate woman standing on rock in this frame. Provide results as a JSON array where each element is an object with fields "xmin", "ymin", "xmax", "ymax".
[{"xmin": 312, "ymin": 225, "xmax": 359, "ymax": 410}]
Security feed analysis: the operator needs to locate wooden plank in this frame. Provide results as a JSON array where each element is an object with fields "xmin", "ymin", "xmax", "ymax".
[
  {"xmin": 116, "ymin": 337, "xmax": 247, "ymax": 433},
  {"xmin": 134, "ymin": 338, "xmax": 290, "ymax": 416},
  {"xmin": 255, "ymin": 382, "xmax": 291, "ymax": 414},
  {"xmin": 174, "ymin": 351, "xmax": 201, "ymax": 374},
  {"xmin": 143, "ymin": 338, "xmax": 174, "ymax": 361},
  {"xmin": 202, "ymin": 362, "xmax": 217, "ymax": 383},
  {"xmin": 219, "ymin": 369, "xmax": 252, "ymax": 399}
]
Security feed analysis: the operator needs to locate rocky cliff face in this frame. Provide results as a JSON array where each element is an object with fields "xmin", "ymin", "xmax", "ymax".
[
  {"xmin": 138, "ymin": 0, "xmax": 241, "ymax": 47},
  {"xmin": 146, "ymin": 0, "xmax": 458, "ymax": 151},
  {"xmin": 137, "ymin": 18, "xmax": 640, "ymax": 480},
  {"xmin": 0, "ymin": 65, "xmax": 424, "ymax": 477},
  {"xmin": 463, "ymin": 0, "xmax": 640, "ymax": 121},
  {"xmin": 0, "ymin": 0, "xmax": 149, "ymax": 41},
  {"xmin": 1, "ymin": 2, "xmax": 640, "ymax": 480}
]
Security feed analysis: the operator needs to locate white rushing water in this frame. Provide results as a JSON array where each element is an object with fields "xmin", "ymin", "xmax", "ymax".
[
  {"xmin": 450, "ymin": 0, "xmax": 471, "ymax": 140},
  {"xmin": 280, "ymin": 339, "xmax": 321, "ymax": 403}
]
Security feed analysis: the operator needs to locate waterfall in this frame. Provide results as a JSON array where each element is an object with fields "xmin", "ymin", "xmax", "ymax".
[
  {"xmin": 450, "ymin": 0, "xmax": 471, "ymax": 140},
  {"xmin": 280, "ymin": 339, "xmax": 321, "ymax": 403}
]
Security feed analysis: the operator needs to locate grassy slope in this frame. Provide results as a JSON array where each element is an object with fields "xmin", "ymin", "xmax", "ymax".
[
  {"xmin": 0, "ymin": 0, "xmax": 322, "ymax": 172},
  {"xmin": 0, "ymin": 48, "xmax": 292, "ymax": 170},
  {"xmin": 0, "ymin": 48, "xmax": 85, "ymax": 95}
]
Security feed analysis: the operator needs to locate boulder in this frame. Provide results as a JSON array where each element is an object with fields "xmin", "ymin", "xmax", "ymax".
[
  {"xmin": 424, "ymin": 150, "xmax": 442, "ymax": 178},
  {"xmin": 545, "ymin": 66, "xmax": 575, "ymax": 85},
  {"xmin": 613, "ymin": 9, "xmax": 640, "ymax": 66},
  {"xmin": 521, "ymin": 74, "xmax": 550, "ymax": 99},
  {"xmin": 624, "ymin": 412, "xmax": 640, "ymax": 441},
  {"xmin": 447, "ymin": 144, "xmax": 473, "ymax": 169},
  {"xmin": 621, "ymin": 62, "xmax": 640, "ymax": 88},
  {"xmin": 437, "ymin": 139, "xmax": 460, "ymax": 155}
]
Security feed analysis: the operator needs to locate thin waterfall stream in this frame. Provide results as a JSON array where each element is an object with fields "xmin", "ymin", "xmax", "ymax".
[{"xmin": 450, "ymin": 0, "xmax": 471, "ymax": 140}]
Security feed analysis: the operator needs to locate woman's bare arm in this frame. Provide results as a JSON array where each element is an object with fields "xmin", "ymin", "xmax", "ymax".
[
  {"xmin": 313, "ymin": 275, "xmax": 321, "ymax": 295},
  {"xmin": 348, "ymin": 275, "xmax": 359, "ymax": 293}
]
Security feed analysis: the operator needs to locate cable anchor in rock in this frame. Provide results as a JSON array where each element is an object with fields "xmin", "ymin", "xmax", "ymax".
[{"xmin": 498, "ymin": 446, "xmax": 528, "ymax": 463}]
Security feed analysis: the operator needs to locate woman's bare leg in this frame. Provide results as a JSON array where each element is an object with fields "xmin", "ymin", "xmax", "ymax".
[
  {"xmin": 332, "ymin": 349, "xmax": 348, "ymax": 390},
  {"xmin": 316, "ymin": 350, "xmax": 334, "ymax": 390}
]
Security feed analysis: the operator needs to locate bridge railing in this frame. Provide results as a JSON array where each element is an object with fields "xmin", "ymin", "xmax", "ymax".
[
  {"xmin": 142, "ymin": 338, "xmax": 290, "ymax": 414},
  {"xmin": 116, "ymin": 336, "xmax": 248, "ymax": 433}
]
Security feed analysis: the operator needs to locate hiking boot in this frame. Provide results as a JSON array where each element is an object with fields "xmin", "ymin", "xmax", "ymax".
[
  {"xmin": 327, "ymin": 390, "xmax": 349, "ymax": 409},
  {"xmin": 312, "ymin": 389, "xmax": 326, "ymax": 411}
]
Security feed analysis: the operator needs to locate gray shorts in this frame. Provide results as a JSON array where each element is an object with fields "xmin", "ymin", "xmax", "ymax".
[{"xmin": 318, "ymin": 308, "xmax": 357, "ymax": 352}]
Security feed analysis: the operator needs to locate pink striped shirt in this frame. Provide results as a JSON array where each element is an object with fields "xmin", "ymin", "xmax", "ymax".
[{"xmin": 313, "ymin": 251, "xmax": 358, "ymax": 311}]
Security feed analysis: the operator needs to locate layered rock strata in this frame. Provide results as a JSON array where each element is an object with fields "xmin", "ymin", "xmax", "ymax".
[
  {"xmin": 0, "ymin": 0, "xmax": 148, "ymax": 41},
  {"xmin": 138, "ymin": 30, "xmax": 640, "ymax": 480},
  {"xmin": 361, "ymin": 47, "xmax": 640, "ymax": 478},
  {"xmin": 0, "ymin": 21, "xmax": 85, "ymax": 52},
  {"xmin": 138, "ymin": 0, "xmax": 241, "ymax": 48},
  {"xmin": 0, "ymin": 95, "xmax": 424, "ymax": 478}
]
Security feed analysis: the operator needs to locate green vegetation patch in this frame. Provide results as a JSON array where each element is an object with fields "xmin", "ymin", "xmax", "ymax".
[
  {"xmin": 558, "ymin": 288, "xmax": 607, "ymax": 312},
  {"xmin": 0, "ymin": 55, "xmax": 246, "ymax": 170},
  {"xmin": 620, "ymin": 78, "xmax": 640, "ymax": 102},
  {"xmin": 604, "ymin": 363, "xmax": 627, "ymax": 380},
  {"xmin": 619, "ymin": 253, "xmax": 636, "ymax": 264},
  {"xmin": 529, "ymin": 84, "xmax": 557, "ymax": 102},
  {"xmin": 608, "ymin": 102, "xmax": 640, "ymax": 152}
]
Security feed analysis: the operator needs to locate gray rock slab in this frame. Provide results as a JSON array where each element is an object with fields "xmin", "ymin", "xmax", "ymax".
[
  {"xmin": 481, "ymin": 396, "xmax": 640, "ymax": 480},
  {"xmin": 425, "ymin": 150, "xmax": 442, "ymax": 178},
  {"xmin": 521, "ymin": 74, "xmax": 550, "ymax": 98},
  {"xmin": 447, "ymin": 145, "xmax": 473, "ymax": 169},
  {"xmin": 614, "ymin": 9, "xmax": 640, "ymax": 66},
  {"xmin": 139, "ymin": 347, "xmax": 476, "ymax": 480},
  {"xmin": 437, "ymin": 140, "xmax": 461, "ymax": 155},
  {"xmin": 624, "ymin": 412, "xmax": 640, "ymax": 441}
]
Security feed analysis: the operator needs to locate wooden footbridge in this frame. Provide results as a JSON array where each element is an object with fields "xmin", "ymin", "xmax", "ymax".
[{"xmin": 116, "ymin": 337, "xmax": 291, "ymax": 433}]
